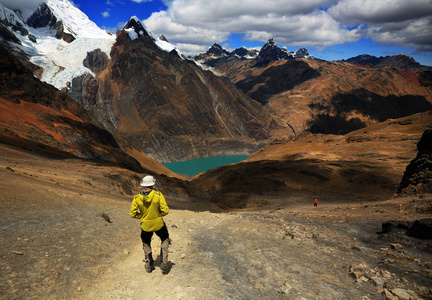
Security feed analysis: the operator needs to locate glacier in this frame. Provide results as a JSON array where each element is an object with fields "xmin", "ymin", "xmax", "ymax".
[{"xmin": 0, "ymin": 0, "xmax": 180, "ymax": 90}]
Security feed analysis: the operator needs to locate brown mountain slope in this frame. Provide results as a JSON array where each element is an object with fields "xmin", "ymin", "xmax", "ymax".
[
  {"xmin": 69, "ymin": 25, "xmax": 285, "ymax": 163},
  {"xmin": 204, "ymin": 58, "xmax": 432, "ymax": 137},
  {"xmin": 188, "ymin": 111, "xmax": 432, "ymax": 210},
  {"xmin": 0, "ymin": 45, "xmax": 145, "ymax": 173}
]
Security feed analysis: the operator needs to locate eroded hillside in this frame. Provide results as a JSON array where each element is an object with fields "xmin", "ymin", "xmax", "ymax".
[{"xmin": 203, "ymin": 57, "xmax": 432, "ymax": 138}]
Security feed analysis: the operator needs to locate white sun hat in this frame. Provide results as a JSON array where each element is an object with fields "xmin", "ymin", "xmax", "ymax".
[{"xmin": 140, "ymin": 175, "xmax": 156, "ymax": 187}]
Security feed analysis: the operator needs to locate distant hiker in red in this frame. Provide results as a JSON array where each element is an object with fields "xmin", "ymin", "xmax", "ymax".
[
  {"xmin": 313, "ymin": 199, "xmax": 319, "ymax": 207},
  {"xmin": 130, "ymin": 175, "xmax": 170, "ymax": 274}
]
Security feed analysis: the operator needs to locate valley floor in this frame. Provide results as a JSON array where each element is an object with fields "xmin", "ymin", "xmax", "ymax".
[{"xmin": 0, "ymin": 144, "xmax": 431, "ymax": 300}]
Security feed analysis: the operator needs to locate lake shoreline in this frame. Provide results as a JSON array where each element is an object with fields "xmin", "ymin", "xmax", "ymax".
[{"xmin": 162, "ymin": 155, "xmax": 249, "ymax": 176}]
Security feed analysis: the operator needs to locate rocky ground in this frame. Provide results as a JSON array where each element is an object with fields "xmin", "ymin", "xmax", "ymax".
[{"xmin": 1, "ymin": 143, "xmax": 431, "ymax": 300}]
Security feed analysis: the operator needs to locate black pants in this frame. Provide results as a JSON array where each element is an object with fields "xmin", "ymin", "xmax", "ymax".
[{"xmin": 140, "ymin": 224, "xmax": 169, "ymax": 245}]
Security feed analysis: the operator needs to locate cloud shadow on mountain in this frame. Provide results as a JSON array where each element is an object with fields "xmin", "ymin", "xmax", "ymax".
[
  {"xmin": 235, "ymin": 60, "xmax": 320, "ymax": 105},
  {"xmin": 307, "ymin": 89, "xmax": 432, "ymax": 134}
]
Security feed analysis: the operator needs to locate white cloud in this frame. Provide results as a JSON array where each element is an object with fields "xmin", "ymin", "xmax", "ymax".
[
  {"xmin": 144, "ymin": 11, "xmax": 230, "ymax": 45},
  {"xmin": 367, "ymin": 18, "xmax": 432, "ymax": 52},
  {"xmin": 144, "ymin": 0, "xmax": 358, "ymax": 53},
  {"xmin": 101, "ymin": 25, "xmax": 119, "ymax": 33},
  {"xmin": 102, "ymin": 11, "xmax": 110, "ymax": 18},
  {"xmin": 131, "ymin": 0, "xmax": 153, "ymax": 3},
  {"xmin": 329, "ymin": 0, "xmax": 432, "ymax": 52},
  {"xmin": 0, "ymin": 0, "xmax": 43, "ymax": 10},
  {"xmin": 174, "ymin": 43, "xmax": 209, "ymax": 57},
  {"xmin": 140, "ymin": 0, "xmax": 432, "ymax": 56},
  {"xmin": 0, "ymin": 0, "xmax": 43, "ymax": 18},
  {"xmin": 117, "ymin": 21, "xmax": 128, "ymax": 29},
  {"xmin": 329, "ymin": 0, "xmax": 432, "ymax": 25},
  {"xmin": 168, "ymin": 0, "xmax": 337, "ymax": 25}
]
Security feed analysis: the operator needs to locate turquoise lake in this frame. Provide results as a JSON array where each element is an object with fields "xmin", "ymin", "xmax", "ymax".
[{"xmin": 162, "ymin": 155, "xmax": 249, "ymax": 176}]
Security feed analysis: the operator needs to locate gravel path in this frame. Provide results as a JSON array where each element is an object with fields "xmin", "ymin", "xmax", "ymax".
[{"xmin": 1, "ymin": 144, "xmax": 431, "ymax": 300}]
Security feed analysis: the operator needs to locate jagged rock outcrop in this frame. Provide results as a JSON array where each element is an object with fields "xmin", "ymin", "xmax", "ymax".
[
  {"xmin": 123, "ymin": 16, "xmax": 151, "ymax": 38},
  {"xmin": 379, "ymin": 219, "xmax": 432, "ymax": 240},
  {"xmin": 0, "ymin": 7, "xmax": 28, "ymax": 37},
  {"xmin": 0, "ymin": 22, "xmax": 21, "ymax": 44},
  {"xmin": 158, "ymin": 34, "xmax": 168, "ymax": 42},
  {"xmin": 207, "ymin": 43, "xmax": 230, "ymax": 57},
  {"xmin": 53, "ymin": 21, "xmax": 75, "ymax": 43},
  {"xmin": 194, "ymin": 43, "xmax": 231, "ymax": 61},
  {"xmin": 69, "ymin": 73, "xmax": 99, "ymax": 107},
  {"xmin": 195, "ymin": 40, "xmax": 311, "ymax": 62},
  {"xmin": 26, "ymin": 3, "xmax": 57, "ymax": 28},
  {"xmin": 26, "ymin": 3, "xmax": 75, "ymax": 43},
  {"xmin": 231, "ymin": 47, "xmax": 259, "ymax": 59},
  {"xmin": 83, "ymin": 49, "xmax": 109, "ymax": 73},
  {"xmin": 398, "ymin": 125, "xmax": 432, "ymax": 194},
  {"xmin": 293, "ymin": 48, "xmax": 310, "ymax": 59},
  {"xmin": 257, "ymin": 38, "xmax": 292, "ymax": 60}
]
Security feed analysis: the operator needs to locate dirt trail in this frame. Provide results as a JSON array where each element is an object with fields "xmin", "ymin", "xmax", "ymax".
[
  {"xmin": 1, "ymin": 144, "xmax": 431, "ymax": 300},
  {"xmin": 77, "ymin": 204, "xmax": 432, "ymax": 300}
]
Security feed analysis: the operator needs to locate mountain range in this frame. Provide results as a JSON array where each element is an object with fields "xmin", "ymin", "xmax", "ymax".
[
  {"xmin": 1, "ymin": 2, "xmax": 431, "ymax": 298},
  {"xmin": 194, "ymin": 38, "xmax": 315, "ymax": 62},
  {"xmin": 0, "ymin": 0, "xmax": 280, "ymax": 163},
  {"xmin": 0, "ymin": 0, "xmax": 431, "ymax": 201}
]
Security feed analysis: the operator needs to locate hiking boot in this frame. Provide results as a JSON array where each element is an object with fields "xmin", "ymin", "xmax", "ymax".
[
  {"xmin": 161, "ymin": 262, "xmax": 170, "ymax": 275},
  {"xmin": 144, "ymin": 253, "xmax": 155, "ymax": 273},
  {"xmin": 145, "ymin": 262, "xmax": 155, "ymax": 273}
]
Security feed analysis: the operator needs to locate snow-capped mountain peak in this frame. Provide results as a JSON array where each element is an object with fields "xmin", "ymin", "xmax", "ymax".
[
  {"xmin": 256, "ymin": 38, "xmax": 314, "ymax": 60},
  {"xmin": 257, "ymin": 38, "xmax": 291, "ymax": 60},
  {"xmin": 122, "ymin": 16, "xmax": 181, "ymax": 57},
  {"xmin": 0, "ymin": 0, "xmax": 116, "ymax": 89},
  {"xmin": 156, "ymin": 33, "xmax": 179, "ymax": 55},
  {"xmin": 44, "ymin": 0, "xmax": 110, "ymax": 39},
  {"xmin": 0, "ymin": 0, "xmax": 185, "ymax": 90},
  {"xmin": 124, "ymin": 16, "xmax": 152, "ymax": 40}
]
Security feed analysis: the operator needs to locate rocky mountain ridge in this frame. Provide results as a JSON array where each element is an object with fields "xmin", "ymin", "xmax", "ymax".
[
  {"xmin": 194, "ymin": 38, "xmax": 314, "ymax": 62},
  {"xmin": 193, "ymin": 39, "xmax": 432, "ymax": 73},
  {"xmin": 343, "ymin": 54, "xmax": 432, "ymax": 72}
]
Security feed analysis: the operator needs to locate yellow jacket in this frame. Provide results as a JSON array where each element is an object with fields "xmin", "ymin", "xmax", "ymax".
[{"xmin": 130, "ymin": 189, "xmax": 169, "ymax": 232}]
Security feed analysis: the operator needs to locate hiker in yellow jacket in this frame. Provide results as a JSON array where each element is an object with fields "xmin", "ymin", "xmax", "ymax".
[{"xmin": 130, "ymin": 175, "xmax": 170, "ymax": 274}]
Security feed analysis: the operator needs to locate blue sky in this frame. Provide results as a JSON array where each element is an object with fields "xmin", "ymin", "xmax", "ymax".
[{"xmin": 71, "ymin": 0, "xmax": 432, "ymax": 66}]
